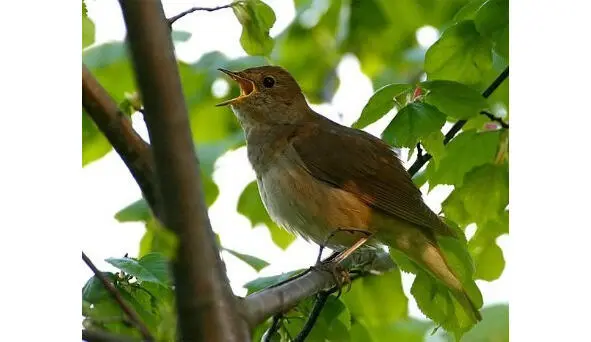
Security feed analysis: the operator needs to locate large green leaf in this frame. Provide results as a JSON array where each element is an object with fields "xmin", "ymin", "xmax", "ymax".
[
  {"xmin": 342, "ymin": 269, "xmax": 408, "ymax": 326},
  {"xmin": 82, "ymin": 272, "xmax": 115, "ymax": 304},
  {"xmin": 138, "ymin": 219, "xmax": 179, "ymax": 260},
  {"xmin": 382, "ymin": 102, "xmax": 447, "ymax": 149},
  {"xmin": 468, "ymin": 211, "xmax": 508, "ymax": 281},
  {"xmin": 425, "ymin": 20, "xmax": 493, "ymax": 85},
  {"xmin": 352, "ymin": 83, "xmax": 413, "ymax": 129},
  {"xmin": 367, "ymin": 318, "xmax": 432, "ymax": 342},
  {"xmin": 105, "ymin": 253, "xmax": 172, "ymax": 286},
  {"xmin": 82, "ymin": 0, "xmax": 94, "ymax": 48},
  {"xmin": 237, "ymin": 181, "xmax": 296, "ymax": 250},
  {"xmin": 410, "ymin": 271, "xmax": 477, "ymax": 340},
  {"xmin": 454, "ymin": 164, "xmax": 509, "ymax": 224},
  {"xmin": 426, "ymin": 129, "xmax": 501, "ymax": 187},
  {"xmin": 232, "ymin": 0, "xmax": 276, "ymax": 56},
  {"xmin": 421, "ymin": 80, "xmax": 489, "ymax": 119},
  {"xmin": 474, "ymin": 0, "xmax": 509, "ymax": 60}
]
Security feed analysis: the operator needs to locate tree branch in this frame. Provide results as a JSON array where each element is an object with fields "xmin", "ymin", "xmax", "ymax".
[
  {"xmin": 292, "ymin": 292, "xmax": 330, "ymax": 342},
  {"xmin": 82, "ymin": 252, "xmax": 153, "ymax": 341},
  {"xmin": 408, "ymin": 66, "xmax": 509, "ymax": 175},
  {"xmin": 168, "ymin": 1, "xmax": 242, "ymax": 26},
  {"xmin": 82, "ymin": 65, "xmax": 157, "ymax": 212},
  {"xmin": 481, "ymin": 110, "xmax": 509, "ymax": 129},
  {"xmin": 244, "ymin": 249, "xmax": 394, "ymax": 327},
  {"xmin": 118, "ymin": 1, "xmax": 250, "ymax": 341},
  {"xmin": 82, "ymin": 329, "xmax": 141, "ymax": 342}
]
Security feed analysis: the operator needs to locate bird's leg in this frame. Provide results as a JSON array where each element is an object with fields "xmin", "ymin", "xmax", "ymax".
[
  {"xmin": 313, "ymin": 229, "xmax": 373, "ymax": 297},
  {"xmin": 316, "ymin": 227, "xmax": 373, "ymax": 264}
]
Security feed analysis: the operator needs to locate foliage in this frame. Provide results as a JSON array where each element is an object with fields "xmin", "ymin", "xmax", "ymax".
[{"xmin": 82, "ymin": 0, "xmax": 508, "ymax": 340}]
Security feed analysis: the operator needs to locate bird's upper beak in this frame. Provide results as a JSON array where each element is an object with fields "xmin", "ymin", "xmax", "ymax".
[{"xmin": 216, "ymin": 68, "xmax": 256, "ymax": 106}]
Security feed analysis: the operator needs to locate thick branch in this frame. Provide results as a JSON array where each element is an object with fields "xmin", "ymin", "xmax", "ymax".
[
  {"xmin": 118, "ymin": 1, "xmax": 250, "ymax": 341},
  {"xmin": 244, "ymin": 249, "xmax": 394, "ymax": 327},
  {"xmin": 408, "ymin": 66, "xmax": 509, "ymax": 175},
  {"xmin": 82, "ymin": 252, "xmax": 153, "ymax": 341},
  {"xmin": 82, "ymin": 65, "xmax": 157, "ymax": 212}
]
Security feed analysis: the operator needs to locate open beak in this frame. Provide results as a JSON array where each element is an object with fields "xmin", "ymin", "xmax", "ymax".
[{"xmin": 216, "ymin": 68, "xmax": 256, "ymax": 106}]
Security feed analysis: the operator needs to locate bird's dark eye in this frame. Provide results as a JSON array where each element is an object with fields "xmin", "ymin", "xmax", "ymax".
[{"xmin": 263, "ymin": 76, "xmax": 275, "ymax": 88}]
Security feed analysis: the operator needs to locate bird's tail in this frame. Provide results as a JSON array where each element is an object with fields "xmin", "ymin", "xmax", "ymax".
[{"xmin": 378, "ymin": 225, "xmax": 482, "ymax": 323}]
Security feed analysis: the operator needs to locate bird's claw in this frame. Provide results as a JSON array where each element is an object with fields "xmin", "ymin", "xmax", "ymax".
[{"xmin": 311, "ymin": 260, "xmax": 352, "ymax": 298}]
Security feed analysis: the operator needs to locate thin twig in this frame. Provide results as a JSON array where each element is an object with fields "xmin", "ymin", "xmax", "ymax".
[
  {"xmin": 82, "ymin": 252, "xmax": 154, "ymax": 341},
  {"xmin": 293, "ymin": 292, "xmax": 330, "ymax": 342},
  {"xmin": 263, "ymin": 314, "xmax": 283, "ymax": 342},
  {"xmin": 82, "ymin": 329, "xmax": 141, "ymax": 342},
  {"xmin": 168, "ymin": 2, "xmax": 242, "ymax": 26},
  {"xmin": 416, "ymin": 143, "xmax": 424, "ymax": 160},
  {"xmin": 119, "ymin": 1, "xmax": 249, "ymax": 341},
  {"xmin": 480, "ymin": 110, "xmax": 509, "ymax": 128},
  {"xmin": 408, "ymin": 66, "xmax": 509, "ymax": 175}
]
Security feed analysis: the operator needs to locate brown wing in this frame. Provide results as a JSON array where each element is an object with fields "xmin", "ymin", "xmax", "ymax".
[{"xmin": 290, "ymin": 119, "xmax": 457, "ymax": 238}]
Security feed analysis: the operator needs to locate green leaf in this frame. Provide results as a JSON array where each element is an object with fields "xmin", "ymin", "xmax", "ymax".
[
  {"xmin": 243, "ymin": 270, "xmax": 304, "ymax": 295},
  {"xmin": 474, "ymin": 0, "xmax": 509, "ymax": 60},
  {"xmin": 452, "ymin": 0, "xmax": 488, "ymax": 23},
  {"xmin": 459, "ymin": 304, "xmax": 509, "ymax": 342},
  {"xmin": 389, "ymin": 249, "xmax": 419, "ymax": 274},
  {"xmin": 224, "ymin": 248, "xmax": 270, "ymax": 272},
  {"xmin": 442, "ymin": 189, "xmax": 473, "ymax": 228},
  {"xmin": 382, "ymin": 102, "xmax": 446, "ymax": 149},
  {"xmin": 115, "ymin": 199, "xmax": 151, "ymax": 223},
  {"xmin": 237, "ymin": 181, "xmax": 296, "ymax": 249},
  {"xmin": 232, "ymin": 0, "xmax": 276, "ymax": 56},
  {"xmin": 82, "ymin": 0, "xmax": 95, "ymax": 48},
  {"xmin": 421, "ymin": 80, "xmax": 489, "ymax": 119},
  {"xmin": 426, "ymin": 129, "xmax": 501, "ymax": 187},
  {"xmin": 105, "ymin": 253, "xmax": 171, "ymax": 286},
  {"xmin": 472, "ymin": 242, "xmax": 504, "ymax": 281},
  {"xmin": 410, "ymin": 272, "xmax": 476, "ymax": 340},
  {"xmin": 341, "ymin": 269, "xmax": 408, "ymax": 326},
  {"xmin": 368, "ymin": 318, "xmax": 432, "ymax": 342},
  {"xmin": 139, "ymin": 219, "xmax": 179, "ymax": 259},
  {"xmin": 352, "ymin": 84, "xmax": 413, "ymax": 129},
  {"xmin": 454, "ymin": 164, "xmax": 509, "ymax": 224},
  {"xmin": 82, "ymin": 272, "xmax": 115, "ymax": 304},
  {"xmin": 82, "ymin": 111, "xmax": 112, "ymax": 166},
  {"xmin": 421, "ymin": 130, "xmax": 446, "ymax": 166},
  {"xmin": 425, "ymin": 20, "xmax": 493, "ymax": 85}
]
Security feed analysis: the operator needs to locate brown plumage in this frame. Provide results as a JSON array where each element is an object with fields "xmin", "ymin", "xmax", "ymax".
[{"xmin": 217, "ymin": 65, "xmax": 481, "ymax": 322}]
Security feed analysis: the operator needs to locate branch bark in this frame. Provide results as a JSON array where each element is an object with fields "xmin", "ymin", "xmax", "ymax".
[
  {"xmin": 118, "ymin": 1, "xmax": 250, "ymax": 341},
  {"xmin": 82, "ymin": 65, "xmax": 157, "ymax": 211}
]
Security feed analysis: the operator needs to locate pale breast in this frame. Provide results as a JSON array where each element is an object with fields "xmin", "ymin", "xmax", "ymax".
[{"xmin": 257, "ymin": 147, "xmax": 375, "ymax": 249}]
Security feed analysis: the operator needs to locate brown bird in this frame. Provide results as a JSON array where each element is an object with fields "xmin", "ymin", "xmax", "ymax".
[{"xmin": 217, "ymin": 65, "xmax": 481, "ymax": 322}]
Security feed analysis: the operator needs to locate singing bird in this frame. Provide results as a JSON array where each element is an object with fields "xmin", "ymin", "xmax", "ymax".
[{"xmin": 217, "ymin": 65, "xmax": 481, "ymax": 322}]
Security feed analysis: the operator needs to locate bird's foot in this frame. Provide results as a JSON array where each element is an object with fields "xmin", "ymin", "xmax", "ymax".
[{"xmin": 311, "ymin": 260, "xmax": 351, "ymax": 298}]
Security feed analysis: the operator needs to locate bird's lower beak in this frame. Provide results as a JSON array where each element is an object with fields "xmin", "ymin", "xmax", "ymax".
[{"xmin": 216, "ymin": 68, "xmax": 256, "ymax": 107}]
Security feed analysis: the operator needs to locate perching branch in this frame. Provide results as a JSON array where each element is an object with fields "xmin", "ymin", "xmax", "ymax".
[
  {"xmin": 408, "ymin": 66, "xmax": 509, "ymax": 175},
  {"xmin": 82, "ymin": 65, "xmax": 157, "ymax": 213},
  {"xmin": 82, "ymin": 252, "xmax": 153, "ymax": 341},
  {"xmin": 118, "ymin": 1, "xmax": 250, "ymax": 341},
  {"xmin": 167, "ymin": 1, "xmax": 242, "ymax": 26}
]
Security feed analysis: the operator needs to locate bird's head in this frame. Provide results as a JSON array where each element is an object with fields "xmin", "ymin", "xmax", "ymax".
[{"xmin": 216, "ymin": 65, "xmax": 312, "ymax": 128}]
